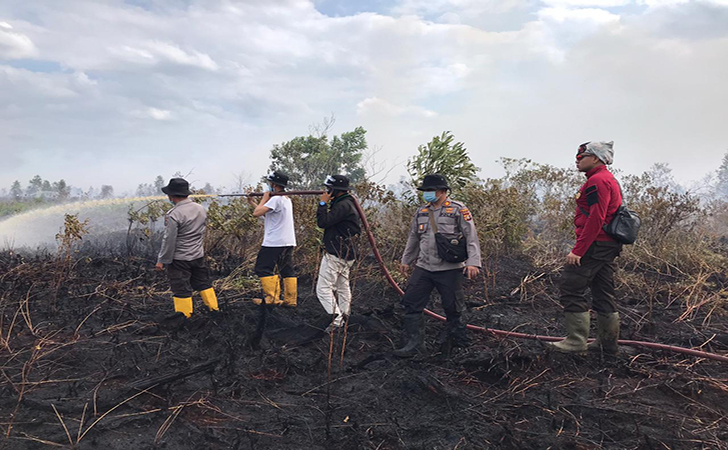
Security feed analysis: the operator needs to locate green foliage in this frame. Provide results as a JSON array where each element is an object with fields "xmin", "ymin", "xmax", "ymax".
[
  {"xmin": 100, "ymin": 185, "xmax": 114, "ymax": 199},
  {"xmin": 0, "ymin": 198, "xmax": 46, "ymax": 218},
  {"xmin": 10, "ymin": 181, "xmax": 22, "ymax": 201},
  {"xmin": 137, "ymin": 175, "xmax": 166, "ymax": 197},
  {"xmin": 268, "ymin": 126, "xmax": 367, "ymax": 189},
  {"xmin": 717, "ymin": 150, "xmax": 728, "ymax": 198},
  {"xmin": 52, "ymin": 179, "xmax": 71, "ymax": 200},
  {"xmin": 407, "ymin": 131, "xmax": 479, "ymax": 197},
  {"xmin": 27, "ymin": 175, "xmax": 44, "ymax": 195},
  {"xmin": 206, "ymin": 197, "xmax": 258, "ymax": 241},
  {"xmin": 56, "ymin": 213, "xmax": 89, "ymax": 259}
]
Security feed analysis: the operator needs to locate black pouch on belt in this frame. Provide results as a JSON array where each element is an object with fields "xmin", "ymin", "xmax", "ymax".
[{"xmin": 428, "ymin": 209, "xmax": 468, "ymax": 263}]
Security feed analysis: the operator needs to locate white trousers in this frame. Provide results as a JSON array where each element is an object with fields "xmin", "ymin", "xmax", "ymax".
[{"xmin": 316, "ymin": 252, "xmax": 355, "ymax": 326}]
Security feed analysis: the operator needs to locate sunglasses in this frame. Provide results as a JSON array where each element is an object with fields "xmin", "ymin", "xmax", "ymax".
[{"xmin": 576, "ymin": 142, "xmax": 593, "ymax": 161}]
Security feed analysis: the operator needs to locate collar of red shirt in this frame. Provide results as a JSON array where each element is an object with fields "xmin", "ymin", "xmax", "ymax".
[{"xmin": 586, "ymin": 164, "xmax": 608, "ymax": 179}]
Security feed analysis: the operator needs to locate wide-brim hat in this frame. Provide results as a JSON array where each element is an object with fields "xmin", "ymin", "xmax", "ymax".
[
  {"xmin": 266, "ymin": 171, "xmax": 289, "ymax": 187},
  {"xmin": 323, "ymin": 175, "xmax": 353, "ymax": 191},
  {"xmin": 161, "ymin": 178, "xmax": 192, "ymax": 196},
  {"xmin": 417, "ymin": 174, "xmax": 449, "ymax": 191}
]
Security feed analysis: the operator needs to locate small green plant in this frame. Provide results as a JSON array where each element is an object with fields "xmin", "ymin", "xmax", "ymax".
[{"xmin": 56, "ymin": 213, "xmax": 89, "ymax": 262}]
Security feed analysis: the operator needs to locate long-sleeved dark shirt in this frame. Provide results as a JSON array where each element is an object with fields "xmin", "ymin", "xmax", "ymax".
[
  {"xmin": 572, "ymin": 165, "xmax": 622, "ymax": 256},
  {"xmin": 317, "ymin": 193, "xmax": 361, "ymax": 260}
]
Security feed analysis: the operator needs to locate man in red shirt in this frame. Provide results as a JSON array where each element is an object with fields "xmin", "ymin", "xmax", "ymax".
[{"xmin": 548, "ymin": 141, "xmax": 623, "ymax": 355}]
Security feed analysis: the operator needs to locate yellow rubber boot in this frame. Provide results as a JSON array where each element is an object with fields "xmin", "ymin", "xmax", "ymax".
[
  {"xmin": 200, "ymin": 288, "xmax": 219, "ymax": 312},
  {"xmin": 173, "ymin": 297, "xmax": 193, "ymax": 318},
  {"xmin": 252, "ymin": 276, "xmax": 282, "ymax": 305},
  {"xmin": 283, "ymin": 277, "xmax": 297, "ymax": 307},
  {"xmin": 274, "ymin": 275, "xmax": 281, "ymax": 304}
]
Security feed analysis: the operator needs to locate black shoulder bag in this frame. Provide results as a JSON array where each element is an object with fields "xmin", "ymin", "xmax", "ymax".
[
  {"xmin": 428, "ymin": 209, "xmax": 469, "ymax": 263},
  {"xmin": 580, "ymin": 183, "xmax": 641, "ymax": 245}
]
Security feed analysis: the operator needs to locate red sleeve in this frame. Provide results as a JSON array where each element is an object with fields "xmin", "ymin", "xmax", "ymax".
[{"xmin": 572, "ymin": 178, "xmax": 611, "ymax": 256}]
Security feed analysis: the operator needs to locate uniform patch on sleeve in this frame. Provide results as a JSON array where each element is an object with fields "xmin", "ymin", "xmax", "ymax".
[
  {"xmin": 585, "ymin": 185, "xmax": 598, "ymax": 206},
  {"xmin": 460, "ymin": 208, "xmax": 472, "ymax": 221},
  {"xmin": 164, "ymin": 216, "xmax": 169, "ymax": 226}
]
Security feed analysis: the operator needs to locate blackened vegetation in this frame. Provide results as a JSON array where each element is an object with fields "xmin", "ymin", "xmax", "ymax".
[{"xmin": 0, "ymin": 253, "xmax": 726, "ymax": 450}]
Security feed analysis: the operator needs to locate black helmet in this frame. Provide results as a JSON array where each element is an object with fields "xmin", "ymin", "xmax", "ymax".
[
  {"xmin": 266, "ymin": 171, "xmax": 289, "ymax": 187},
  {"xmin": 161, "ymin": 178, "xmax": 192, "ymax": 196},
  {"xmin": 417, "ymin": 174, "xmax": 449, "ymax": 191},
  {"xmin": 323, "ymin": 175, "xmax": 353, "ymax": 191}
]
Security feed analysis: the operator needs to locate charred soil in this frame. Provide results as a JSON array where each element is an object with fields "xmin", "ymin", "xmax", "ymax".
[{"xmin": 0, "ymin": 253, "xmax": 726, "ymax": 450}]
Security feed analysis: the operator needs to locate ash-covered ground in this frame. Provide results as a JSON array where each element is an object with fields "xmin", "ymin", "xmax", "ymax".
[{"xmin": 1, "ymin": 253, "xmax": 726, "ymax": 449}]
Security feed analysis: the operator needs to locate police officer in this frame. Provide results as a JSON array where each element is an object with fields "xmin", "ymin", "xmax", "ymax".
[
  {"xmin": 395, "ymin": 174, "xmax": 482, "ymax": 357},
  {"xmin": 548, "ymin": 141, "xmax": 623, "ymax": 355},
  {"xmin": 155, "ymin": 178, "xmax": 218, "ymax": 318},
  {"xmin": 316, "ymin": 175, "xmax": 361, "ymax": 331}
]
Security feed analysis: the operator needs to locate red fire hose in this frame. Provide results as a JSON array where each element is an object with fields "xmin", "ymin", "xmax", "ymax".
[{"xmin": 236, "ymin": 190, "xmax": 728, "ymax": 363}]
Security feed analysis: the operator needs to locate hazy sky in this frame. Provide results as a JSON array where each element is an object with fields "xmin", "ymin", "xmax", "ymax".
[{"xmin": 1, "ymin": 0, "xmax": 727, "ymax": 193}]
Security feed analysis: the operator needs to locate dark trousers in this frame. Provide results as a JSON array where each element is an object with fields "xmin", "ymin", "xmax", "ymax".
[
  {"xmin": 401, "ymin": 267, "xmax": 465, "ymax": 317},
  {"xmin": 167, "ymin": 257, "xmax": 212, "ymax": 298},
  {"xmin": 254, "ymin": 246, "xmax": 295, "ymax": 278},
  {"xmin": 560, "ymin": 241, "xmax": 622, "ymax": 314}
]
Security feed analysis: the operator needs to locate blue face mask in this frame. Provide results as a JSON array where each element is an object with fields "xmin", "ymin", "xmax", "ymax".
[
  {"xmin": 422, "ymin": 191, "xmax": 437, "ymax": 203},
  {"xmin": 268, "ymin": 184, "xmax": 275, "ymax": 192}
]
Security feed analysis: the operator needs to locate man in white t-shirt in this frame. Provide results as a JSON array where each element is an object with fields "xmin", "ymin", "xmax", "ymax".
[{"xmin": 249, "ymin": 171, "xmax": 297, "ymax": 307}]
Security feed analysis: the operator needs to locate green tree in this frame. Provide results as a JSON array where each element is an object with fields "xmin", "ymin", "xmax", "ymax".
[
  {"xmin": 268, "ymin": 126, "xmax": 367, "ymax": 189},
  {"xmin": 407, "ymin": 131, "xmax": 480, "ymax": 196},
  {"xmin": 53, "ymin": 179, "xmax": 71, "ymax": 200},
  {"xmin": 41, "ymin": 180, "xmax": 52, "ymax": 192},
  {"xmin": 10, "ymin": 180, "xmax": 23, "ymax": 200},
  {"xmin": 100, "ymin": 185, "xmax": 114, "ymax": 199},
  {"xmin": 27, "ymin": 175, "xmax": 43, "ymax": 195},
  {"xmin": 717, "ymin": 151, "xmax": 728, "ymax": 198},
  {"xmin": 154, "ymin": 175, "xmax": 165, "ymax": 192}
]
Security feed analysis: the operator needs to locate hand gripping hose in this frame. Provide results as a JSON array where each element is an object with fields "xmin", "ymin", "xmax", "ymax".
[{"xmin": 237, "ymin": 190, "xmax": 728, "ymax": 362}]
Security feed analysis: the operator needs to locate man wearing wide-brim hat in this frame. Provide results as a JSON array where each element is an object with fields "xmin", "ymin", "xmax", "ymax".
[
  {"xmin": 394, "ymin": 174, "xmax": 482, "ymax": 357},
  {"xmin": 315, "ymin": 175, "xmax": 361, "ymax": 331},
  {"xmin": 155, "ymin": 177, "xmax": 218, "ymax": 318}
]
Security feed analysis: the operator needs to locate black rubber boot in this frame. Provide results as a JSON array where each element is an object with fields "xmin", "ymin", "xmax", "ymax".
[
  {"xmin": 436, "ymin": 316, "xmax": 470, "ymax": 348},
  {"xmin": 450, "ymin": 320, "xmax": 470, "ymax": 348},
  {"xmin": 393, "ymin": 313, "xmax": 423, "ymax": 358}
]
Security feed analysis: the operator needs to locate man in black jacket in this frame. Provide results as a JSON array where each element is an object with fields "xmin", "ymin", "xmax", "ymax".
[{"xmin": 316, "ymin": 175, "xmax": 361, "ymax": 330}]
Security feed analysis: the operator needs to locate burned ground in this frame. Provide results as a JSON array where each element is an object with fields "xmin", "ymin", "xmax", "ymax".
[{"xmin": 0, "ymin": 253, "xmax": 726, "ymax": 450}]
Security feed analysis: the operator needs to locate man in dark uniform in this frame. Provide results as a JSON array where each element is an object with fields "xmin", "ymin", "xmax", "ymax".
[
  {"xmin": 395, "ymin": 174, "xmax": 482, "ymax": 357},
  {"xmin": 548, "ymin": 141, "xmax": 623, "ymax": 355},
  {"xmin": 155, "ymin": 178, "xmax": 218, "ymax": 318},
  {"xmin": 316, "ymin": 175, "xmax": 361, "ymax": 330}
]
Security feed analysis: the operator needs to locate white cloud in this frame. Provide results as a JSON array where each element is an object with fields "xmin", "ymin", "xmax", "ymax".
[
  {"xmin": 132, "ymin": 107, "xmax": 173, "ymax": 121},
  {"xmin": 0, "ymin": 21, "xmax": 37, "ymax": 59},
  {"xmin": 0, "ymin": 0, "xmax": 726, "ymax": 193},
  {"xmin": 356, "ymin": 97, "xmax": 438, "ymax": 118},
  {"xmin": 543, "ymin": 0, "xmax": 631, "ymax": 6},
  {"xmin": 537, "ymin": 7, "xmax": 621, "ymax": 24}
]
